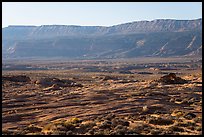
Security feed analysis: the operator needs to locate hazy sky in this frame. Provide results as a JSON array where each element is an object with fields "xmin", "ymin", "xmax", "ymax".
[{"xmin": 2, "ymin": 2, "xmax": 202, "ymax": 28}]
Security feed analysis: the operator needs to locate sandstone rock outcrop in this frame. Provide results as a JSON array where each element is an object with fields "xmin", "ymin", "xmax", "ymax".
[
  {"xmin": 35, "ymin": 77, "xmax": 83, "ymax": 88},
  {"xmin": 2, "ymin": 75, "xmax": 31, "ymax": 82},
  {"xmin": 158, "ymin": 73, "xmax": 188, "ymax": 84}
]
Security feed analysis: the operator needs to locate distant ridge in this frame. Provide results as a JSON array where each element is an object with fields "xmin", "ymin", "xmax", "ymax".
[
  {"xmin": 5, "ymin": 18, "xmax": 202, "ymax": 28},
  {"xmin": 2, "ymin": 18, "xmax": 202, "ymax": 59}
]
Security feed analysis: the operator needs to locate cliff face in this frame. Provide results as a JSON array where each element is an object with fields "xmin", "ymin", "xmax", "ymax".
[{"xmin": 2, "ymin": 18, "xmax": 202, "ymax": 59}]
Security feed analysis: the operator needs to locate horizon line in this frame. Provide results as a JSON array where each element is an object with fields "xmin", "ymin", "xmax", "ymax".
[{"xmin": 3, "ymin": 17, "xmax": 202, "ymax": 28}]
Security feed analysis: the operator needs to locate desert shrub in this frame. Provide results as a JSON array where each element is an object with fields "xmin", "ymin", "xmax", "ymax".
[
  {"xmin": 42, "ymin": 123, "xmax": 55, "ymax": 135},
  {"xmin": 150, "ymin": 129, "xmax": 163, "ymax": 135},
  {"xmin": 24, "ymin": 124, "xmax": 42, "ymax": 133},
  {"xmin": 169, "ymin": 126, "xmax": 184, "ymax": 132},
  {"xmin": 171, "ymin": 110, "xmax": 185, "ymax": 117},
  {"xmin": 148, "ymin": 117, "xmax": 174, "ymax": 125}
]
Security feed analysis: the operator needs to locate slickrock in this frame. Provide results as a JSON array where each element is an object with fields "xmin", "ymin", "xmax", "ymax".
[{"xmin": 43, "ymin": 84, "xmax": 61, "ymax": 91}]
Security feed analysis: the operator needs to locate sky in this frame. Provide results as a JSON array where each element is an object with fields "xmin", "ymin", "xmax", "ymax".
[{"xmin": 2, "ymin": 2, "xmax": 202, "ymax": 28}]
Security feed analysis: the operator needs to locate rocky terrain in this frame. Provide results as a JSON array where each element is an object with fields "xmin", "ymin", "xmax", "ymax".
[
  {"xmin": 3, "ymin": 18, "xmax": 202, "ymax": 58},
  {"xmin": 2, "ymin": 58, "xmax": 202, "ymax": 135}
]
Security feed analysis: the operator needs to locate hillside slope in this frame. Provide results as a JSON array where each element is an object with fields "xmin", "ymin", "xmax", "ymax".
[{"xmin": 2, "ymin": 18, "xmax": 202, "ymax": 59}]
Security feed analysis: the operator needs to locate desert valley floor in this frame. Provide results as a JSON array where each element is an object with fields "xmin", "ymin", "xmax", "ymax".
[{"xmin": 2, "ymin": 57, "xmax": 202, "ymax": 135}]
